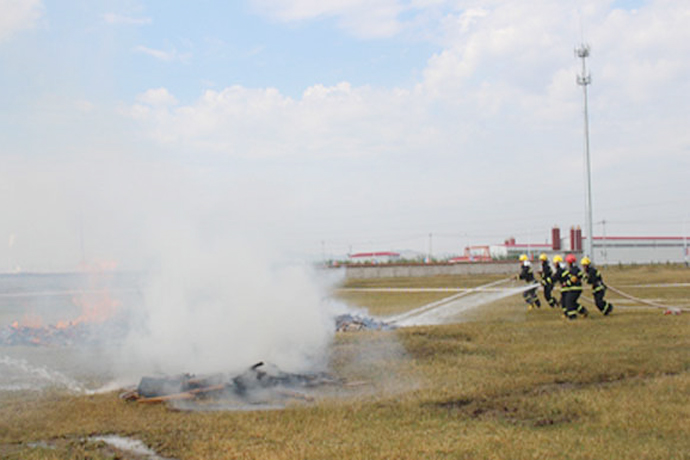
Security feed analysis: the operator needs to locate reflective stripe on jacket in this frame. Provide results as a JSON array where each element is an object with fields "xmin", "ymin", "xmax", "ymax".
[{"xmin": 561, "ymin": 265, "xmax": 583, "ymax": 292}]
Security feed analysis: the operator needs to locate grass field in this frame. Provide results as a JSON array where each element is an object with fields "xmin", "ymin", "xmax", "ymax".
[{"xmin": 1, "ymin": 265, "xmax": 689, "ymax": 459}]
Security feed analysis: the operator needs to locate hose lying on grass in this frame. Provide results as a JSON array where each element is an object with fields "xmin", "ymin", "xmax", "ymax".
[{"xmin": 578, "ymin": 284, "xmax": 688, "ymax": 314}]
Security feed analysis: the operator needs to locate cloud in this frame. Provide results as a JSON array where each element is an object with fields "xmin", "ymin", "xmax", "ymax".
[
  {"xmin": 124, "ymin": 1, "xmax": 690, "ymax": 242},
  {"xmin": 128, "ymin": 82, "xmax": 438, "ymax": 158},
  {"xmin": 0, "ymin": 0, "xmax": 43, "ymax": 44},
  {"xmin": 249, "ymin": 0, "xmax": 416, "ymax": 38},
  {"xmin": 128, "ymin": 0, "xmax": 690, "ymax": 167},
  {"xmin": 103, "ymin": 12, "xmax": 152, "ymax": 26},
  {"xmin": 134, "ymin": 45, "xmax": 191, "ymax": 63},
  {"xmin": 136, "ymin": 88, "xmax": 179, "ymax": 107},
  {"xmin": 592, "ymin": 2, "xmax": 690, "ymax": 105},
  {"xmin": 2, "ymin": 0, "xmax": 688, "ymax": 270},
  {"xmin": 74, "ymin": 99, "xmax": 95, "ymax": 113}
]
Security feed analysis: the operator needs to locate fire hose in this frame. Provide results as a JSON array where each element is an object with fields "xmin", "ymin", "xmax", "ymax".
[
  {"xmin": 578, "ymin": 285, "xmax": 688, "ymax": 314},
  {"xmin": 388, "ymin": 276, "xmax": 515, "ymax": 324}
]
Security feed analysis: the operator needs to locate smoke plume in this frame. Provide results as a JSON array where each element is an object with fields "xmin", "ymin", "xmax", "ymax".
[{"xmin": 117, "ymin": 225, "xmax": 337, "ymax": 380}]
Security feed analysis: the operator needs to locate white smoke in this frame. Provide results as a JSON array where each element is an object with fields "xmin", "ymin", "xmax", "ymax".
[{"xmin": 117, "ymin": 225, "xmax": 337, "ymax": 379}]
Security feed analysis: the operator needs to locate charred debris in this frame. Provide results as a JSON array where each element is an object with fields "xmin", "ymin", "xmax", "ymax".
[
  {"xmin": 335, "ymin": 313, "xmax": 395, "ymax": 332},
  {"xmin": 121, "ymin": 362, "xmax": 364, "ymax": 407}
]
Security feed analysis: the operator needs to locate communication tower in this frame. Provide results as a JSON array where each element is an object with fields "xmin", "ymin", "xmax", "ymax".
[{"xmin": 576, "ymin": 44, "xmax": 594, "ymax": 261}]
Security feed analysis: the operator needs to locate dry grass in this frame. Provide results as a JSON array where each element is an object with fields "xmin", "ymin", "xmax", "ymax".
[{"xmin": 1, "ymin": 265, "xmax": 689, "ymax": 459}]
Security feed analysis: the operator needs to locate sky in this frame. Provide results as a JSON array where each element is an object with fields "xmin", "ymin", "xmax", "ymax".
[{"xmin": 1, "ymin": 0, "xmax": 689, "ymax": 271}]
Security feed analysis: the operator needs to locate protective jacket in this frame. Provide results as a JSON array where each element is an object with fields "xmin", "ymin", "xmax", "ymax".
[
  {"xmin": 519, "ymin": 264, "xmax": 536, "ymax": 283},
  {"xmin": 583, "ymin": 265, "xmax": 606, "ymax": 292},
  {"xmin": 583, "ymin": 264, "xmax": 614, "ymax": 315},
  {"xmin": 540, "ymin": 261, "xmax": 553, "ymax": 285},
  {"xmin": 561, "ymin": 264, "xmax": 584, "ymax": 292}
]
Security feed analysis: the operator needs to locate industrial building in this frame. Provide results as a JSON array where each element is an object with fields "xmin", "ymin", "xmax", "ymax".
[
  {"xmin": 489, "ymin": 227, "xmax": 689, "ymax": 265},
  {"xmin": 343, "ymin": 227, "xmax": 689, "ymax": 267},
  {"xmin": 591, "ymin": 236, "xmax": 689, "ymax": 265}
]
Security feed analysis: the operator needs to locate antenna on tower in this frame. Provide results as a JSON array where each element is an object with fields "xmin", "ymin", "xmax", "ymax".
[{"xmin": 575, "ymin": 42, "xmax": 594, "ymax": 261}]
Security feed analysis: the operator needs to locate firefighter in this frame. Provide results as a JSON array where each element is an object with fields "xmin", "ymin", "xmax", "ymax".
[
  {"xmin": 581, "ymin": 257, "xmax": 614, "ymax": 315},
  {"xmin": 538, "ymin": 253, "xmax": 557, "ymax": 308},
  {"xmin": 517, "ymin": 254, "xmax": 541, "ymax": 310},
  {"xmin": 560, "ymin": 254, "xmax": 589, "ymax": 320},
  {"xmin": 552, "ymin": 255, "xmax": 567, "ymax": 315}
]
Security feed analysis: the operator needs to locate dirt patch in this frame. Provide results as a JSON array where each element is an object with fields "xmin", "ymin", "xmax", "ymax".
[
  {"xmin": 431, "ymin": 371, "xmax": 683, "ymax": 427},
  {"xmin": 435, "ymin": 394, "xmax": 582, "ymax": 427}
]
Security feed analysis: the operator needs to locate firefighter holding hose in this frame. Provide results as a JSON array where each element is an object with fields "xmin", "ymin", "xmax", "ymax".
[
  {"xmin": 538, "ymin": 253, "xmax": 557, "ymax": 308},
  {"xmin": 560, "ymin": 254, "xmax": 589, "ymax": 320},
  {"xmin": 581, "ymin": 257, "xmax": 614, "ymax": 315},
  {"xmin": 517, "ymin": 254, "xmax": 541, "ymax": 310},
  {"xmin": 553, "ymin": 255, "xmax": 566, "ymax": 314}
]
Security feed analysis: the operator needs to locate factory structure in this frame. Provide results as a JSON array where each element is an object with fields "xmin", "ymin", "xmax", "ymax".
[
  {"xmin": 346, "ymin": 226, "xmax": 689, "ymax": 266},
  {"xmin": 461, "ymin": 226, "xmax": 689, "ymax": 265}
]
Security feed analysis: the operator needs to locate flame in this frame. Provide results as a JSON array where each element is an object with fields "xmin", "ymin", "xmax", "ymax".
[
  {"xmin": 8, "ymin": 291, "xmax": 121, "ymax": 331},
  {"xmin": 63, "ymin": 259, "xmax": 122, "ymax": 326},
  {"xmin": 7, "ymin": 260, "xmax": 123, "ymax": 337},
  {"xmin": 55, "ymin": 259, "xmax": 122, "ymax": 328},
  {"xmin": 21, "ymin": 313, "xmax": 43, "ymax": 328},
  {"xmin": 68, "ymin": 291, "xmax": 121, "ymax": 327}
]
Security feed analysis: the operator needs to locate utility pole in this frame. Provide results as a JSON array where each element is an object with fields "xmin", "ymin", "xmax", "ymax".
[
  {"xmin": 599, "ymin": 219, "xmax": 608, "ymax": 265},
  {"xmin": 602, "ymin": 219, "xmax": 608, "ymax": 265},
  {"xmin": 683, "ymin": 219, "xmax": 688, "ymax": 267},
  {"xmin": 576, "ymin": 43, "xmax": 594, "ymax": 262},
  {"xmin": 8, "ymin": 234, "xmax": 15, "ymax": 273},
  {"xmin": 427, "ymin": 233, "xmax": 433, "ymax": 263}
]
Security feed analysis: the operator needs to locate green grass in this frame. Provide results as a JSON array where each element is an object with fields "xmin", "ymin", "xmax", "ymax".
[{"xmin": 1, "ymin": 265, "xmax": 689, "ymax": 459}]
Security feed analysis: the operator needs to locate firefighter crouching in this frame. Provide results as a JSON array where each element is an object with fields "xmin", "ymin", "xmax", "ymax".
[
  {"xmin": 538, "ymin": 253, "xmax": 557, "ymax": 308},
  {"xmin": 561, "ymin": 254, "xmax": 589, "ymax": 320},
  {"xmin": 517, "ymin": 254, "xmax": 541, "ymax": 310},
  {"xmin": 581, "ymin": 257, "xmax": 614, "ymax": 316}
]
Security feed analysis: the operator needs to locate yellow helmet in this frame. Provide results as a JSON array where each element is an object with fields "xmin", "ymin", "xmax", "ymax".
[
  {"xmin": 553, "ymin": 255, "xmax": 563, "ymax": 263},
  {"xmin": 519, "ymin": 254, "xmax": 528, "ymax": 261},
  {"xmin": 539, "ymin": 253, "xmax": 548, "ymax": 261},
  {"xmin": 581, "ymin": 256, "xmax": 591, "ymax": 265}
]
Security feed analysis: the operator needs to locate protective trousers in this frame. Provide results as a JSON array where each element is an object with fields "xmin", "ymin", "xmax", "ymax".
[
  {"xmin": 523, "ymin": 287, "xmax": 541, "ymax": 309},
  {"xmin": 593, "ymin": 288, "xmax": 614, "ymax": 315},
  {"xmin": 563, "ymin": 290, "xmax": 587, "ymax": 319},
  {"xmin": 542, "ymin": 281, "xmax": 557, "ymax": 308}
]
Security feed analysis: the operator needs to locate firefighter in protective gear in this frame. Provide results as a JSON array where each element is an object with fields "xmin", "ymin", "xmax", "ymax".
[
  {"xmin": 581, "ymin": 257, "xmax": 614, "ymax": 315},
  {"xmin": 560, "ymin": 254, "xmax": 589, "ymax": 320},
  {"xmin": 538, "ymin": 253, "xmax": 557, "ymax": 308},
  {"xmin": 517, "ymin": 254, "xmax": 541, "ymax": 310},
  {"xmin": 552, "ymin": 255, "xmax": 567, "ymax": 314}
]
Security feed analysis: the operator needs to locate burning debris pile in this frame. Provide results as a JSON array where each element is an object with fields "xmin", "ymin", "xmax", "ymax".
[
  {"xmin": 1, "ymin": 287, "xmax": 126, "ymax": 347},
  {"xmin": 0, "ymin": 321, "xmax": 120, "ymax": 347},
  {"xmin": 335, "ymin": 313, "xmax": 396, "ymax": 332},
  {"xmin": 122, "ymin": 362, "xmax": 348, "ymax": 407}
]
